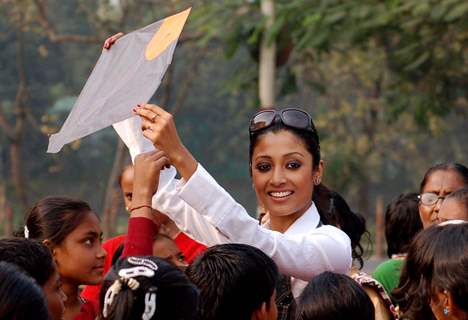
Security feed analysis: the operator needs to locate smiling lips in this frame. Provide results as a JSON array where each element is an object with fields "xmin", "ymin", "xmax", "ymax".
[{"xmin": 268, "ymin": 191, "xmax": 293, "ymax": 199}]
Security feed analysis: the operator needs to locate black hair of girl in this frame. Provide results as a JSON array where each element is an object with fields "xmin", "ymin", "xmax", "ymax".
[
  {"xmin": 314, "ymin": 190, "xmax": 369, "ymax": 269},
  {"xmin": 384, "ymin": 193, "xmax": 422, "ymax": 257},
  {"xmin": 100, "ymin": 256, "xmax": 199, "ymax": 320},
  {"xmin": 0, "ymin": 261, "xmax": 49, "ymax": 320},
  {"xmin": 0, "ymin": 238, "xmax": 55, "ymax": 287},
  {"xmin": 419, "ymin": 162, "xmax": 468, "ymax": 192},
  {"xmin": 296, "ymin": 271, "xmax": 375, "ymax": 320},
  {"xmin": 393, "ymin": 222, "xmax": 468, "ymax": 319},
  {"xmin": 23, "ymin": 196, "xmax": 93, "ymax": 246}
]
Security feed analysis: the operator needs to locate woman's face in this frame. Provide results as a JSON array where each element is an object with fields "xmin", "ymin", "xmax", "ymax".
[
  {"xmin": 53, "ymin": 212, "xmax": 106, "ymax": 285},
  {"xmin": 438, "ymin": 197, "xmax": 468, "ymax": 223},
  {"xmin": 251, "ymin": 130, "xmax": 322, "ymax": 220},
  {"xmin": 42, "ymin": 267, "xmax": 66, "ymax": 320},
  {"xmin": 419, "ymin": 170, "xmax": 466, "ymax": 228}
]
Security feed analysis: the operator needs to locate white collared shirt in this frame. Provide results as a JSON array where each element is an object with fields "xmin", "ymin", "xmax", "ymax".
[
  {"xmin": 153, "ymin": 163, "xmax": 352, "ymax": 298},
  {"xmin": 261, "ymin": 204, "xmax": 322, "ymax": 297}
]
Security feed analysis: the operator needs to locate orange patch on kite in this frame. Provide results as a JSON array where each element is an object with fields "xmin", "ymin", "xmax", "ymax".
[{"xmin": 145, "ymin": 8, "xmax": 191, "ymax": 61}]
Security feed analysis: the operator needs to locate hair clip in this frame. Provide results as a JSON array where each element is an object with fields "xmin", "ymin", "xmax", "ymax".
[
  {"xmin": 119, "ymin": 266, "xmax": 155, "ymax": 279},
  {"xmin": 142, "ymin": 292, "xmax": 156, "ymax": 320},
  {"xmin": 24, "ymin": 225, "xmax": 29, "ymax": 239},
  {"xmin": 103, "ymin": 279, "xmax": 122, "ymax": 317},
  {"xmin": 128, "ymin": 257, "xmax": 158, "ymax": 271},
  {"xmin": 126, "ymin": 277, "xmax": 140, "ymax": 290}
]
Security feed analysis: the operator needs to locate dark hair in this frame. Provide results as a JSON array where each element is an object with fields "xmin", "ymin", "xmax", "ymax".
[
  {"xmin": 419, "ymin": 162, "xmax": 468, "ymax": 192},
  {"xmin": 23, "ymin": 196, "xmax": 94, "ymax": 246},
  {"xmin": 385, "ymin": 193, "xmax": 423, "ymax": 257},
  {"xmin": 445, "ymin": 187, "xmax": 468, "ymax": 212},
  {"xmin": 186, "ymin": 243, "xmax": 278, "ymax": 320},
  {"xmin": 100, "ymin": 256, "xmax": 199, "ymax": 320},
  {"xmin": 296, "ymin": 271, "xmax": 374, "ymax": 320},
  {"xmin": 111, "ymin": 243, "xmax": 125, "ymax": 266},
  {"xmin": 249, "ymin": 110, "xmax": 321, "ymax": 170},
  {"xmin": 0, "ymin": 261, "xmax": 49, "ymax": 320},
  {"xmin": 313, "ymin": 189, "xmax": 369, "ymax": 269},
  {"xmin": 393, "ymin": 222, "xmax": 468, "ymax": 319},
  {"xmin": 0, "ymin": 238, "xmax": 55, "ymax": 286}
]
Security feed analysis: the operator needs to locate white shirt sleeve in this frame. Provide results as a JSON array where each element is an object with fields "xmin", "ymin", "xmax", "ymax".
[
  {"xmin": 152, "ymin": 173, "xmax": 231, "ymax": 247},
  {"xmin": 164, "ymin": 163, "xmax": 352, "ymax": 281}
]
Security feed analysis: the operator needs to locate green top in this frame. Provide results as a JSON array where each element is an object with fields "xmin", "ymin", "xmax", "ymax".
[{"xmin": 372, "ymin": 258, "xmax": 405, "ymax": 300}]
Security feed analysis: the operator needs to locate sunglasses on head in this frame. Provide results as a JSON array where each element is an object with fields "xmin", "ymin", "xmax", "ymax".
[{"xmin": 249, "ymin": 108, "xmax": 316, "ymax": 135}]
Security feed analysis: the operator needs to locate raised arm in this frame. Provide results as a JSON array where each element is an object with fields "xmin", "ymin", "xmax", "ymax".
[{"xmin": 135, "ymin": 104, "xmax": 352, "ymax": 280}]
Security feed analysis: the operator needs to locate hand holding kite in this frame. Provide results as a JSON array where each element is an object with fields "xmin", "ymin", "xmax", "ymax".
[{"xmin": 47, "ymin": 8, "xmax": 191, "ymax": 159}]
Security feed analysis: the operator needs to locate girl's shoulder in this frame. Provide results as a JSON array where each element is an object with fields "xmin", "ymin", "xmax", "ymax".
[{"xmin": 73, "ymin": 298, "xmax": 99, "ymax": 320}]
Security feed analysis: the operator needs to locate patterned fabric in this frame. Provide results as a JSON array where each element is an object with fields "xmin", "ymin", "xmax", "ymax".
[
  {"xmin": 351, "ymin": 271, "xmax": 400, "ymax": 320},
  {"xmin": 275, "ymin": 274, "xmax": 297, "ymax": 320}
]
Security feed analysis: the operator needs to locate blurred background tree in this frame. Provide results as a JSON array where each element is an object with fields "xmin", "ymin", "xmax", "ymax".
[{"xmin": 0, "ymin": 0, "xmax": 467, "ymax": 251}]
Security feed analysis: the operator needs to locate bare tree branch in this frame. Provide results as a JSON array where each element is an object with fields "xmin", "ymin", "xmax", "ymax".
[
  {"xmin": 33, "ymin": 0, "xmax": 101, "ymax": 44},
  {"xmin": 0, "ymin": 104, "xmax": 15, "ymax": 140},
  {"xmin": 171, "ymin": 47, "xmax": 208, "ymax": 115}
]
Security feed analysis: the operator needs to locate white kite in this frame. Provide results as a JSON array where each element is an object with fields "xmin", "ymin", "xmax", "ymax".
[{"xmin": 47, "ymin": 8, "xmax": 191, "ymax": 158}]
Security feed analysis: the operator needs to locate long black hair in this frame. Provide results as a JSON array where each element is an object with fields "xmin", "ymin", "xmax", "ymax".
[
  {"xmin": 296, "ymin": 271, "xmax": 375, "ymax": 320},
  {"xmin": 21, "ymin": 196, "xmax": 94, "ymax": 246},
  {"xmin": 100, "ymin": 256, "xmax": 199, "ymax": 320},
  {"xmin": 0, "ymin": 261, "xmax": 49, "ymax": 320},
  {"xmin": 393, "ymin": 222, "xmax": 468, "ymax": 319}
]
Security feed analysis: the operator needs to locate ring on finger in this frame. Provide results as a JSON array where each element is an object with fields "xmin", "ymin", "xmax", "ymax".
[{"xmin": 151, "ymin": 114, "xmax": 157, "ymax": 122}]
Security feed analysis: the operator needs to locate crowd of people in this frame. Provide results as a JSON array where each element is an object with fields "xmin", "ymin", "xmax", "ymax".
[
  {"xmin": 0, "ymin": 104, "xmax": 467, "ymax": 320},
  {"xmin": 0, "ymin": 33, "xmax": 467, "ymax": 320}
]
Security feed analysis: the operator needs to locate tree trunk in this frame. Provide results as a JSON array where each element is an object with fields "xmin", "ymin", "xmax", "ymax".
[
  {"xmin": 102, "ymin": 139, "xmax": 127, "ymax": 239},
  {"xmin": 374, "ymin": 194, "xmax": 385, "ymax": 259},
  {"xmin": 259, "ymin": 0, "xmax": 276, "ymax": 108},
  {"xmin": 10, "ymin": 142, "xmax": 28, "ymax": 212}
]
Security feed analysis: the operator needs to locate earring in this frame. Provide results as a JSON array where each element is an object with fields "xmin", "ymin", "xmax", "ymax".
[
  {"xmin": 314, "ymin": 176, "xmax": 321, "ymax": 186},
  {"xmin": 443, "ymin": 306, "xmax": 449, "ymax": 316}
]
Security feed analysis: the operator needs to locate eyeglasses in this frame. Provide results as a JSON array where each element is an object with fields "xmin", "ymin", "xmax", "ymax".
[
  {"xmin": 418, "ymin": 193, "xmax": 446, "ymax": 206},
  {"xmin": 249, "ymin": 108, "xmax": 317, "ymax": 135}
]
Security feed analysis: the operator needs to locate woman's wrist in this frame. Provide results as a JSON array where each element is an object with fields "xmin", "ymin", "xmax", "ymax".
[{"xmin": 171, "ymin": 146, "xmax": 197, "ymax": 181}]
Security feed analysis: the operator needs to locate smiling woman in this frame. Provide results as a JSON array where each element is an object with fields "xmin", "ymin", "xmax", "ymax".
[{"xmin": 134, "ymin": 104, "xmax": 352, "ymax": 317}]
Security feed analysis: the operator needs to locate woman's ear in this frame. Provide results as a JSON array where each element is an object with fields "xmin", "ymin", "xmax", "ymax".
[
  {"xmin": 250, "ymin": 302, "xmax": 267, "ymax": 320},
  {"xmin": 42, "ymin": 239, "xmax": 57, "ymax": 256},
  {"xmin": 313, "ymin": 160, "xmax": 325, "ymax": 185}
]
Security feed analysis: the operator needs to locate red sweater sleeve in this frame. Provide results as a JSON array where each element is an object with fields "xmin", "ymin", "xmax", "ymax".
[
  {"xmin": 174, "ymin": 232, "xmax": 207, "ymax": 263},
  {"xmin": 122, "ymin": 217, "xmax": 157, "ymax": 257}
]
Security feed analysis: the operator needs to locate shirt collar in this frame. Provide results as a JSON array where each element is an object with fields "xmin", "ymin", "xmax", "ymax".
[
  {"xmin": 284, "ymin": 202, "xmax": 320, "ymax": 235},
  {"xmin": 261, "ymin": 202, "xmax": 321, "ymax": 235}
]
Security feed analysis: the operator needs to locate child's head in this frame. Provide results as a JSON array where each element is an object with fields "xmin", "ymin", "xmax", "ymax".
[
  {"xmin": 394, "ymin": 221, "xmax": 468, "ymax": 319},
  {"xmin": 438, "ymin": 187, "xmax": 468, "ymax": 222},
  {"xmin": 152, "ymin": 234, "xmax": 188, "ymax": 269},
  {"xmin": 186, "ymin": 243, "xmax": 278, "ymax": 320},
  {"xmin": 119, "ymin": 164, "xmax": 134, "ymax": 211},
  {"xmin": 118, "ymin": 164, "xmax": 170, "ymax": 226},
  {"xmin": 385, "ymin": 193, "xmax": 423, "ymax": 257},
  {"xmin": 0, "ymin": 238, "xmax": 65, "ymax": 320},
  {"xmin": 0, "ymin": 261, "xmax": 49, "ymax": 320},
  {"xmin": 100, "ymin": 256, "xmax": 199, "ymax": 320},
  {"xmin": 296, "ymin": 271, "xmax": 375, "ymax": 320},
  {"xmin": 111, "ymin": 235, "xmax": 188, "ymax": 270},
  {"xmin": 25, "ymin": 196, "xmax": 106, "ymax": 285}
]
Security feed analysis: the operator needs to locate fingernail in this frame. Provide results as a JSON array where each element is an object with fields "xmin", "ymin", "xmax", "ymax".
[
  {"xmin": 137, "ymin": 104, "xmax": 143, "ymax": 108},
  {"xmin": 132, "ymin": 108, "xmax": 137, "ymax": 113}
]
